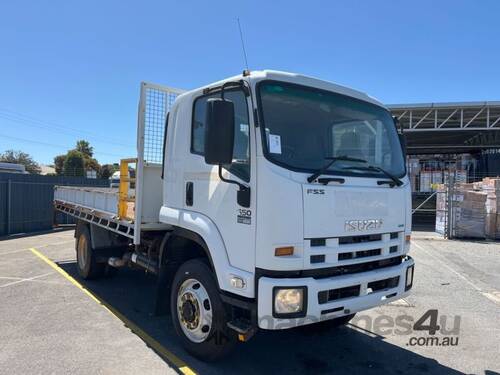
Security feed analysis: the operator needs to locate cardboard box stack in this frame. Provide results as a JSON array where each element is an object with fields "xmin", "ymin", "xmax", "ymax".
[
  {"xmin": 454, "ymin": 191, "xmax": 487, "ymax": 239},
  {"xmin": 437, "ymin": 177, "xmax": 500, "ymax": 239},
  {"xmin": 481, "ymin": 178, "xmax": 500, "ymax": 240}
]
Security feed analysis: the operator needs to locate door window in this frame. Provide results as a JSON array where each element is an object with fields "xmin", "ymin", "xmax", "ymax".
[{"xmin": 191, "ymin": 89, "xmax": 250, "ymax": 182}]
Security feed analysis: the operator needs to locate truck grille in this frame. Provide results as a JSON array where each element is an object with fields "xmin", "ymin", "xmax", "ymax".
[
  {"xmin": 338, "ymin": 233, "xmax": 382, "ymax": 245},
  {"xmin": 318, "ymin": 285, "xmax": 360, "ymax": 304},
  {"xmin": 305, "ymin": 232, "xmax": 403, "ymax": 268},
  {"xmin": 303, "ymin": 256, "xmax": 402, "ymax": 279},
  {"xmin": 338, "ymin": 248, "xmax": 381, "ymax": 260},
  {"xmin": 318, "ymin": 275, "xmax": 400, "ymax": 304},
  {"xmin": 367, "ymin": 276, "xmax": 399, "ymax": 293}
]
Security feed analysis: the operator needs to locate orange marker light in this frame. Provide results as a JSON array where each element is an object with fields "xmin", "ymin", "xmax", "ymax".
[
  {"xmin": 405, "ymin": 234, "xmax": 411, "ymax": 242},
  {"xmin": 275, "ymin": 246, "xmax": 294, "ymax": 257}
]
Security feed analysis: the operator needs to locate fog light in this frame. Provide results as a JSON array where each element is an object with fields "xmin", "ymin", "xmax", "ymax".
[
  {"xmin": 273, "ymin": 287, "xmax": 306, "ymax": 317},
  {"xmin": 230, "ymin": 276, "xmax": 246, "ymax": 289},
  {"xmin": 405, "ymin": 265, "xmax": 414, "ymax": 291}
]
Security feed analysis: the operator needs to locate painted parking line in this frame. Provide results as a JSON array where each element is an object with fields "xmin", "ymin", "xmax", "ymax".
[
  {"xmin": 29, "ymin": 247, "xmax": 197, "ymax": 375},
  {"xmin": 0, "ymin": 272, "xmax": 53, "ymax": 288}
]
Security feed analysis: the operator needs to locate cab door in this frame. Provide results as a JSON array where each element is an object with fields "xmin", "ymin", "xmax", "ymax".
[{"xmin": 184, "ymin": 88, "xmax": 256, "ymax": 272}]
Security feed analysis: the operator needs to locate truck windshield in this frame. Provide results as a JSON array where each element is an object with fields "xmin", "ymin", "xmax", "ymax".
[{"xmin": 257, "ymin": 81, "xmax": 406, "ymax": 178}]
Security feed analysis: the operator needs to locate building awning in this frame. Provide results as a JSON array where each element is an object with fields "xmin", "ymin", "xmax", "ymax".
[{"xmin": 388, "ymin": 102, "xmax": 500, "ymax": 154}]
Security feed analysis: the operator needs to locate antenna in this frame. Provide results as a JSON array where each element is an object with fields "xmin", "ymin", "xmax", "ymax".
[{"xmin": 237, "ymin": 18, "xmax": 250, "ymax": 73}]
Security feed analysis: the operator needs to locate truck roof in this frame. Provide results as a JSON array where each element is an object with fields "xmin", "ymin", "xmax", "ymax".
[{"xmin": 178, "ymin": 69, "xmax": 385, "ymax": 109}]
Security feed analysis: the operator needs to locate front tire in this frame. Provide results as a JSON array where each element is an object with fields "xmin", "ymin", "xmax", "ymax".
[
  {"xmin": 75, "ymin": 225, "xmax": 105, "ymax": 279},
  {"xmin": 170, "ymin": 259, "xmax": 235, "ymax": 361}
]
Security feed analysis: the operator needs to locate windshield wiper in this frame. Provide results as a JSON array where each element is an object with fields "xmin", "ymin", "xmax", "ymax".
[
  {"xmin": 342, "ymin": 165, "xmax": 403, "ymax": 187},
  {"xmin": 307, "ymin": 156, "xmax": 367, "ymax": 183}
]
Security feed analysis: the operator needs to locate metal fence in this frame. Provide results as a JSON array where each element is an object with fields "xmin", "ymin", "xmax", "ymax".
[
  {"xmin": 411, "ymin": 172, "xmax": 500, "ymax": 240},
  {"xmin": 0, "ymin": 173, "xmax": 108, "ymax": 237},
  {"xmin": 140, "ymin": 82, "xmax": 184, "ymax": 165}
]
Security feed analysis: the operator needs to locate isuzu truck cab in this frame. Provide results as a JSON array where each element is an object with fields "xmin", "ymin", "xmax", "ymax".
[{"xmin": 54, "ymin": 70, "xmax": 414, "ymax": 361}]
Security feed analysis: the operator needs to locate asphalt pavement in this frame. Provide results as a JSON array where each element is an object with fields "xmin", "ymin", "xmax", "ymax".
[{"xmin": 0, "ymin": 229, "xmax": 499, "ymax": 375}]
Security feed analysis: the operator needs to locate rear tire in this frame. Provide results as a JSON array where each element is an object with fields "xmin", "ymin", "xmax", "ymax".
[
  {"xmin": 75, "ymin": 225, "xmax": 105, "ymax": 279},
  {"xmin": 170, "ymin": 259, "xmax": 235, "ymax": 361}
]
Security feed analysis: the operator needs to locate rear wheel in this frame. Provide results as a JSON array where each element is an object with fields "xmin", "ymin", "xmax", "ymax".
[
  {"xmin": 76, "ymin": 225, "xmax": 105, "ymax": 279},
  {"xmin": 170, "ymin": 259, "xmax": 235, "ymax": 361}
]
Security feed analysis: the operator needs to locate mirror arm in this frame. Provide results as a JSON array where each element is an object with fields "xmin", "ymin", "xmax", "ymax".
[
  {"xmin": 218, "ymin": 165, "xmax": 251, "ymax": 208},
  {"xmin": 218, "ymin": 164, "xmax": 246, "ymax": 190}
]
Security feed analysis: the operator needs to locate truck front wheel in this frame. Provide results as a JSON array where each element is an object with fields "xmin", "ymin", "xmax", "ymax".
[
  {"xmin": 170, "ymin": 259, "xmax": 235, "ymax": 361},
  {"xmin": 76, "ymin": 225, "xmax": 105, "ymax": 279}
]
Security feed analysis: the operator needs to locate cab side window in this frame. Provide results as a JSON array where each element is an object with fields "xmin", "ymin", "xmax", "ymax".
[{"xmin": 191, "ymin": 89, "xmax": 250, "ymax": 182}]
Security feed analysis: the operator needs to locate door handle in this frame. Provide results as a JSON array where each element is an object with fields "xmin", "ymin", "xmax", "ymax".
[{"xmin": 186, "ymin": 182, "xmax": 193, "ymax": 206}]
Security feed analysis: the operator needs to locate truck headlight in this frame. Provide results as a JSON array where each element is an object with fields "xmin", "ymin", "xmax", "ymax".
[{"xmin": 273, "ymin": 287, "xmax": 307, "ymax": 317}]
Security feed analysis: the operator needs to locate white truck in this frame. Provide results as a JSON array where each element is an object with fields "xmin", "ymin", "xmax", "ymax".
[{"xmin": 54, "ymin": 70, "xmax": 414, "ymax": 361}]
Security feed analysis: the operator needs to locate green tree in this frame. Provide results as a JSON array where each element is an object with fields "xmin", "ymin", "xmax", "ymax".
[
  {"xmin": 53, "ymin": 154, "xmax": 66, "ymax": 175},
  {"xmin": 99, "ymin": 164, "xmax": 116, "ymax": 179},
  {"xmin": 63, "ymin": 150, "xmax": 85, "ymax": 176},
  {"xmin": 0, "ymin": 150, "xmax": 41, "ymax": 174},
  {"xmin": 75, "ymin": 140, "xmax": 93, "ymax": 158}
]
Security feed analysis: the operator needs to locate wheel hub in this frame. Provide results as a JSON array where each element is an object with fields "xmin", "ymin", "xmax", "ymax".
[
  {"xmin": 177, "ymin": 279, "xmax": 213, "ymax": 343},
  {"xmin": 181, "ymin": 300, "xmax": 196, "ymax": 322},
  {"xmin": 180, "ymin": 295, "xmax": 199, "ymax": 328}
]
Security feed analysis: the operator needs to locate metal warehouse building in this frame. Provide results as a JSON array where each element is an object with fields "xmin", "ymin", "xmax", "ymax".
[{"xmin": 388, "ymin": 101, "xmax": 500, "ymax": 229}]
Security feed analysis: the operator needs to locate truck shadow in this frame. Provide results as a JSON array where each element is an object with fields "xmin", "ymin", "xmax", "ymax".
[{"xmin": 58, "ymin": 262, "xmax": 461, "ymax": 375}]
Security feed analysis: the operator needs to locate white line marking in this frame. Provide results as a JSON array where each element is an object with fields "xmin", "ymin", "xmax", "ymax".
[
  {"xmin": 0, "ymin": 276, "xmax": 25, "ymax": 280},
  {"xmin": 388, "ymin": 298, "xmax": 412, "ymax": 307},
  {"xmin": 0, "ymin": 272, "xmax": 54, "ymax": 288},
  {"xmin": 482, "ymin": 292, "xmax": 500, "ymax": 304}
]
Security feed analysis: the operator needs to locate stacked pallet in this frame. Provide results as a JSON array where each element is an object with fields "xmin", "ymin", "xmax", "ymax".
[{"xmin": 436, "ymin": 178, "xmax": 500, "ymax": 239}]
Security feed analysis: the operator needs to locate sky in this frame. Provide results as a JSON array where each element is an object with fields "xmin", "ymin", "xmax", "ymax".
[{"xmin": 1, "ymin": 0, "xmax": 499, "ymax": 165}]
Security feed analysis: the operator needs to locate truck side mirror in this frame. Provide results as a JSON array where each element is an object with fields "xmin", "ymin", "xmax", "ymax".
[{"xmin": 204, "ymin": 98, "xmax": 235, "ymax": 165}]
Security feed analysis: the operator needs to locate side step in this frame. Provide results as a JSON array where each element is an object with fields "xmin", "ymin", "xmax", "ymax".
[{"xmin": 227, "ymin": 318, "xmax": 256, "ymax": 342}]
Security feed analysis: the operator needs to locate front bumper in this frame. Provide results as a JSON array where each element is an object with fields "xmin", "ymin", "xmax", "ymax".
[{"xmin": 257, "ymin": 256, "xmax": 414, "ymax": 330}]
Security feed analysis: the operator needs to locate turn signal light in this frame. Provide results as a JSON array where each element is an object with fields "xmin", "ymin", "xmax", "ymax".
[
  {"xmin": 405, "ymin": 234, "xmax": 411, "ymax": 243},
  {"xmin": 275, "ymin": 246, "xmax": 294, "ymax": 256}
]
